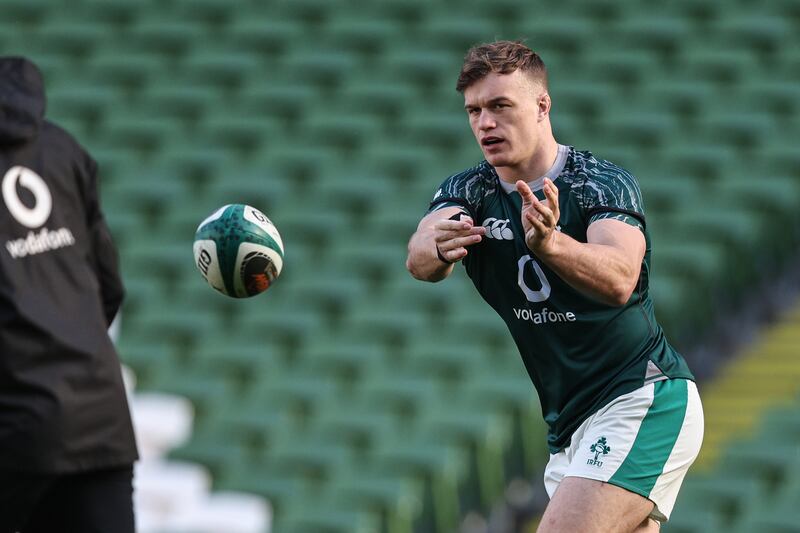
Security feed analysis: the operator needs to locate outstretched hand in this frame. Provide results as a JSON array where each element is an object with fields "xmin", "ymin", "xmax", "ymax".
[
  {"xmin": 433, "ymin": 215, "xmax": 485, "ymax": 263},
  {"xmin": 516, "ymin": 178, "xmax": 560, "ymax": 255}
]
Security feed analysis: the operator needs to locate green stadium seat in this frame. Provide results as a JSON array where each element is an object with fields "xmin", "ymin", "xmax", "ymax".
[
  {"xmin": 189, "ymin": 336, "xmax": 292, "ymax": 391},
  {"xmin": 92, "ymin": 147, "xmax": 141, "ymax": 183},
  {"xmin": 323, "ymin": 17, "xmax": 403, "ymax": 54},
  {"xmin": 661, "ymin": 507, "xmax": 726, "ymax": 533},
  {"xmin": 336, "ymin": 78, "xmax": 417, "ymax": 118},
  {"xmin": 84, "ymin": 47, "xmax": 167, "ymax": 89},
  {"xmin": 418, "ymin": 403, "xmax": 514, "ymax": 509},
  {"xmin": 116, "ymin": 338, "xmax": 180, "ymax": 390},
  {"xmin": 299, "ymin": 112, "xmax": 385, "ymax": 152},
  {"xmin": 325, "ymin": 467, "xmax": 423, "ymax": 533},
  {"xmin": 199, "ymin": 114, "xmax": 283, "ymax": 156},
  {"xmin": 139, "ymin": 84, "xmax": 220, "ymax": 120},
  {"xmin": 597, "ymin": 111, "xmax": 679, "ymax": 149},
  {"xmin": 47, "ymin": 85, "xmax": 120, "ymax": 126},
  {"xmin": 33, "ymin": 19, "xmax": 112, "ymax": 57},
  {"xmin": 225, "ymin": 16, "xmax": 303, "ymax": 55},
  {"xmin": 380, "ymin": 48, "xmax": 457, "ymax": 88},
  {"xmin": 400, "ymin": 112, "xmax": 474, "ymax": 152},
  {"xmin": 180, "ymin": 47, "xmax": 263, "ymax": 88},
  {"xmin": 712, "ymin": 15, "xmax": 791, "ymax": 50},
  {"xmin": 356, "ymin": 367, "xmax": 442, "ymax": 424},
  {"xmin": 280, "ymin": 47, "xmax": 360, "ymax": 89},
  {"xmin": 214, "ymin": 457, "xmax": 319, "ymax": 514},
  {"xmin": 98, "ymin": 112, "xmax": 186, "ymax": 154},
  {"xmin": 147, "ymin": 371, "xmax": 237, "ymax": 426},
  {"xmin": 281, "ymin": 499, "xmax": 381, "ymax": 533},
  {"xmin": 168, "ymin": 433, "xmax": 249, "ymax": 481},
  {"xmin": 312, "ymin": 400, "xmax": 401, "ymax": 454},
  {"xmin": 611, "ymin": 16, "xmax": 692, "ymax": 54},
  {"xmin": 679, "ymin": 48, "xmax": 761, "ymax": 84},
  {"xmin": 127, "ymin": 18, "xmax": 207, "ymax": 55},
  {"xmin": 371, "ymin": 435, "xmax": 470, "ymax": 533},
  {"xmin": 514, "ymin": 17, "xmax": 596, "ymax": 54},
  {"xmin": 416, "ymin": 16, "xmax": 505, "ymax": 54},
  {"xmin": 299, "ymin": 335, "xmax": 388, "ymax": 380},
  {"xmin": 0, "ymin": 0, "xmax": 50, "ymax": 23}
]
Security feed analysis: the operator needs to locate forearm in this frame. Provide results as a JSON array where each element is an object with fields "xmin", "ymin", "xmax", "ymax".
[
  {"xmin": 406, "ymin": 228, "xmax": 454, "ymax": 282},
  {"xmin": 536, "ymin": 231, "xmax": 639, "ymax": 306}
]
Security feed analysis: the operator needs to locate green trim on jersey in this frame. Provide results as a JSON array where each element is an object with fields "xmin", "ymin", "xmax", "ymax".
[
  {"xmin": 609, "ymin": 379, "xmax": 689, "ymax": 497},
  {"xmin": 427, "ymin": 146, "xmax": 694, "ymax": 453}
]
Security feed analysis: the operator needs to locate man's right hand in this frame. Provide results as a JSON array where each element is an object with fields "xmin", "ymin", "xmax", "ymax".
[
  {"xmin": 433, "ymin": 214, "xmax": 485, "ymax": 263},
  {"xmin": 407, "ymin": 207, "xmax": 485, "ymax": 282}
]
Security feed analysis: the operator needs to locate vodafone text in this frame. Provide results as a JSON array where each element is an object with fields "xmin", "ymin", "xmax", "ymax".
[{"xmin": 513, "ymin": 307, "xmax": 577, "ymax": 325}]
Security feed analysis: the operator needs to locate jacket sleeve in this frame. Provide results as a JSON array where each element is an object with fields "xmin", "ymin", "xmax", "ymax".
[{"xmin": 83, "ymin": 154, "xmax": 125, "ymax": 326}]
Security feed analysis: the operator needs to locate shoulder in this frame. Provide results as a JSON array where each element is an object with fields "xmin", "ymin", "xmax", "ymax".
[
  {"xmin": 567, "ymin": 149, "xmax": 643, "ymax": 208},
  {"xmin": 430, "ymin": 160, "xmax": 499, "ymax": 211}
]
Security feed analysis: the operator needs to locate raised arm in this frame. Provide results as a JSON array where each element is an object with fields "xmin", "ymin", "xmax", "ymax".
[
  {"xmin": 406, "ymin": 206, "xmax": 485, "ymax": 282},
  {"xmin": 517, "ymin": 178, "xmax": 645, "ymax": 306}
]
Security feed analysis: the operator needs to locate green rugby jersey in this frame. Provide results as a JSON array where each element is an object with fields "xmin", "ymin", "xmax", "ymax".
[{"xmin": 428, "ymin": 145, "xmax": 694, "ymax": 453}]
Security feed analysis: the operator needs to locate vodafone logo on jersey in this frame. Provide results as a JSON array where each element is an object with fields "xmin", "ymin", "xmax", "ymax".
[
  {"xmin": 2, "ymin": 166, "xmax": 75, "ymax": 259},
  {"xmin": 482, "ymin": 217, "xmax": 514, "ymax": 240}
]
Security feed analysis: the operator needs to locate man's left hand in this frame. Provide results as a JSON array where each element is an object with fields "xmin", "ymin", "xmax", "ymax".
[{"xmin": 517, "ymin": 177, "xmax": 560, "ymax": 256}]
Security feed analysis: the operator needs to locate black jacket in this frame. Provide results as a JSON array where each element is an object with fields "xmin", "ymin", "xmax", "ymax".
[{"xmin": 0, "ymin": 57, "xmax": 137, "ymax": 472}]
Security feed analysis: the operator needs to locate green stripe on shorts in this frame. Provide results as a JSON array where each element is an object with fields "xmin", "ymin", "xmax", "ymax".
[{"xmin": 609, "ymin": 379, "xmax": 689, "ymax": 497}]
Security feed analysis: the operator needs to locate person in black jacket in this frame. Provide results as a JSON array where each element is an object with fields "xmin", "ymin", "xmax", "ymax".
[{"xmin": 0, "ymin": 57, "xmax": 138, "ymax": 532}]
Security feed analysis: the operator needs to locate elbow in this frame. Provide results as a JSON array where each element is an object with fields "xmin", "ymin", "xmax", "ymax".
[
  {"xmin": 606, "ymin": 277, "xmax": 638, "ymax": 307},
  {"xmin": 406, "ymin": 256, "xmax": 445, "ymax": 283}
]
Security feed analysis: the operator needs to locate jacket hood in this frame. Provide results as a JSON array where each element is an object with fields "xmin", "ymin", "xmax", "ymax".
[{"xmin": 0, "ymin": 56, "xmax": 46, "ymax": 144}]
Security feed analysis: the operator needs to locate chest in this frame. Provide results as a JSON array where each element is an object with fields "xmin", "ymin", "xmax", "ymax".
[{"xmin": 477, "ymin": 187, "xmax": 586, "ymax": 253}]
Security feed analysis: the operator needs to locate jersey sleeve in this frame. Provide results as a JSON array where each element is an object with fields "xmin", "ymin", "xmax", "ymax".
[
  {"xmin": 581, "ymin": 166, "xmax": 646, "ymax": 232},
  {"xmin": 426, "ymin": 167, "xmax": 488, "ymax": 222}
]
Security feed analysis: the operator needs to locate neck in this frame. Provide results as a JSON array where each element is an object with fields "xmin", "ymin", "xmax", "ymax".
[{"xmin": 495, "ymin": 135, "xmax": 559, "ymax": 183}]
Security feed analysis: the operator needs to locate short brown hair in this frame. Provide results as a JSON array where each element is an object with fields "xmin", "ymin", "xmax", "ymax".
[{"xmin": 456, "ymin": 40, "xmax": 547, "ymax": 93}]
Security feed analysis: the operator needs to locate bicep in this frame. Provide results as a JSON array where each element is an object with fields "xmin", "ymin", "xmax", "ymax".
[{"xmin": 587, "ymin": 218, "xmax": 646, "ymax": 267}]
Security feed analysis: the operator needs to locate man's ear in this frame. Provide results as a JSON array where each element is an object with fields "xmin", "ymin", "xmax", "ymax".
[{"xmin": 538, "ymin": 92, "xmax": 551, "ymax": 120}]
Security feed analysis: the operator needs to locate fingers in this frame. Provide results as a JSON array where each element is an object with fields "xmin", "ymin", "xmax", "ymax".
[
  {"xmin": 543, "ymin": 178, "xmax": 560, "ymax": 220},
  {"xmin": 439, "ymin": 246, "xmax": 468, "ymax": 262},
  {"xmin": 433, "ymin": 217, "xmax": 485, "ymax": 244},
  {"xmin": 434, "ymin": 218, "xmax": 472, "ymax": 232},
  {"xmin": 516, "ymin": 180, "xmax": 535, "ymax": 206},
  {"xmin": 525, "ymin": 210, "xmax": 548, "ymax": 234},
  {"xmin": 531, "ymin": 197, "xmax": 556, "ymax": 227}
]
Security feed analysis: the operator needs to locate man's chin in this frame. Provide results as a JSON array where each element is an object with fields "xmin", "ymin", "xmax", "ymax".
[{"xmin": 484, "ymin": 153, "xmax": 512, "ymax": 167}]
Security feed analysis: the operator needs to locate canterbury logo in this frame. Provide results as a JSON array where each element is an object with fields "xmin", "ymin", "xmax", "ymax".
[{"xmin": 482, "ymin": 217, "xmax": 513, "ymax": 240}]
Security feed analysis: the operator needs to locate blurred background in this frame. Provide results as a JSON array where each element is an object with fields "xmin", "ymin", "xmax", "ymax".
[{"xmin": 2, "ymin": 0, "xmax": 800, "ymax": 531}]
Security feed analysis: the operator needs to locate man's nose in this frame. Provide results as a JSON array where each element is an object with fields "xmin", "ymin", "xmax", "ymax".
[{"xmin": 478, "ymin": 111, "xmax": 496, "ymax": 130}]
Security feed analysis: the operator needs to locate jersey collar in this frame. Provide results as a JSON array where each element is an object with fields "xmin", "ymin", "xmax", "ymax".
[{"xmin": 497, "ymin": 143, "xmax": 570, "ymax": 194}]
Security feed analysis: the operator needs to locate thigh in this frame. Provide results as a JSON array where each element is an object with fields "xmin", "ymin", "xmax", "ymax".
[
  {"xmin": 24, "ymin": 465, "xmax": 135, "ymax": 533},
  {"xmin": 537, "ymin": 476, "xmax": 655, "ymax": 533},
  {"xmin": 0, "ymin": 470, "xmax": 54, "ymax": 533}
]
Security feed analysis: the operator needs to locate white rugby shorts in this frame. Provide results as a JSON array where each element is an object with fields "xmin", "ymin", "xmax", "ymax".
[{"xmin": 543, "ymin": 379, "xmax": 704, "ymax": 522}]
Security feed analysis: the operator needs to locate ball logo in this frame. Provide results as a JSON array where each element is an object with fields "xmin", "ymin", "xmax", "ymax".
[
  {"xmin": 2, "ymin": 166, "xmax": 52, "ymax": 229},
  {"xmin": 240, "ymin": 251, "xmax": 278, "ymax": 296},
  {"xmin": 196, "ymin": 248, "xmax": 212, "ymax": 277}
]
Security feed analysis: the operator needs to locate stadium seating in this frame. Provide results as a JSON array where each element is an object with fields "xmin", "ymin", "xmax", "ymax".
[{"xmin": 3, "ymin": 0, "xmax": 799, "ymax": 531}]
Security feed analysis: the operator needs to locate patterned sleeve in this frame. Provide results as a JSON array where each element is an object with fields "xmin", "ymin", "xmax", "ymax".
[
  {"xmin": 426, "ymin": 165, "xmax": 492, "ymax": 222},
  {"xmin": 581, "ymin": 164, "xmax": 646, "ymax": 232}
]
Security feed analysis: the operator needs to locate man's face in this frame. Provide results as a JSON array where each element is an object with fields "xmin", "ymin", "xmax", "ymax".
[{"xmin": 463, "ymin": 70, "xmax": 548, "ymax": 170}]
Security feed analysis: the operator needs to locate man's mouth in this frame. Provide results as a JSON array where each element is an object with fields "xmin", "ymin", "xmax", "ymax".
[{"xmin": 482, "ymin": 137, "xmax": 504, "ymax": 146}]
